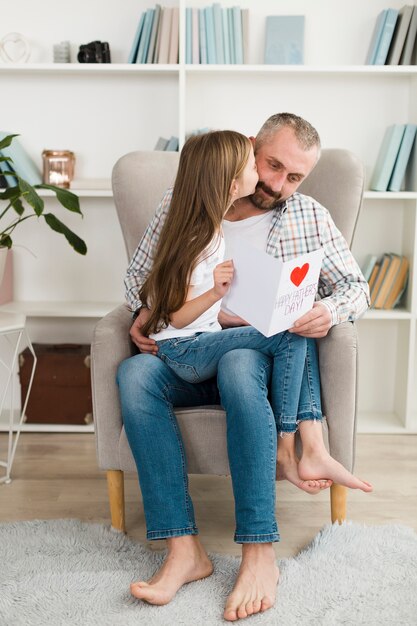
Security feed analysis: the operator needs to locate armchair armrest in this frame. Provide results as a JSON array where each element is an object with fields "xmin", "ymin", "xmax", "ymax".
[
  {"xmin": 317, "ymin": 321, "xmax": 358, "ymax": 472},
  {"xmin": 91, "ymin": 304, "xmax": 136, "ymax": 469}
]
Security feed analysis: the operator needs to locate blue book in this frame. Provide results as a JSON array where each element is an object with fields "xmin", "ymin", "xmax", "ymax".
[
  {"xmin": 205, "ymin": 6, "xmax": 217, "ymax": 64},
  {"xmin": 136, "ymin": 9, "xmax": 155, "ymax": 64},
  {"xmin": 186, "ymin": 8, "xmax": 192, "ymax": 63},
  {"xmin": 0, "ymin": 132, "xmax": 42, "ymax": 185},
  {"xmin": 232, "ymin": 7, "xmax": 243, "ymax": 64},
  {"xmin": 370, "ymin": 124, "xmax": 406, "ymax": 191},
  {"xmin": 264, "ymin": 15, "xmax": 305, "ymax": 65},
  {"xmin": 146, "ymin": 4, "xmax": 162, "ymax": 63},
  {"xmin": 213, "ymin": 3, "xmax": 225, "ymax": 64},
  {"xmin": 400, "ymin": 5, "xmax": 417, "ymax": 64},
  {"xmin": 165, "ymin": 136, "xmax": 179, "ymax": 151},
  {"xmin": 374, "ymin": 8, "xmax": 399, "ymax": 65},
  {"xmin": 199, "ymin": 9, "xmax": 207, "ymax": 64},
  {"xmin": 222, "ymin": 9, "xmax": 231, "ymax": 64},
  {"xmin": 388, "ymin": 124, "xmax": 417, "ymax": 191},
  {"xmin": 228, "ymin": 8, "xmax": 235, "ymax": 64},
  {"xmin": 0, "ymin": 156, "xmax": 18, "ymax": 186},
  {"xmin": 128, "ymin": 12, "xmax": 145, "ymax": 63},
  {"xmin": 366, "ymin": 10, "xmax": 388, "ymax": 64}
]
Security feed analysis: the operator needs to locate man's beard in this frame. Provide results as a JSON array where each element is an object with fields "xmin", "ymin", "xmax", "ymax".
[{"xmin": 249, "ymin": 181, "xmax": 284, "ymax": 211}]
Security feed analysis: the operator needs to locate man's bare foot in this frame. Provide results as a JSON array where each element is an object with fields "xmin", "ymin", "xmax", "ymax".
[
  {"xmin": 224, "ymin": 543, "xmax": 279, "ymax": 621},
  {"xmin": 298, "ymin": 452, "xmax": 373, "ymax": 492},
  {"xmin": 130, "ymin": 535, "xmax": 213, "ymax": 605},
  {"xmin": 276, "ymin": 453, "xmax": 332, "ymax": 494}
]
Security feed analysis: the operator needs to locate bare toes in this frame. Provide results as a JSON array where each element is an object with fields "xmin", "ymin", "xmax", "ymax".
[{"xmin": 261, "ymin": 596, "xmax": 274, "ymax": 612}]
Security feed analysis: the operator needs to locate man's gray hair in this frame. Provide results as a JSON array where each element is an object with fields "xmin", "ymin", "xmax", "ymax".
[{"xmin": 256, "ymin": 113, "xmax": 321, "ymax": 154}]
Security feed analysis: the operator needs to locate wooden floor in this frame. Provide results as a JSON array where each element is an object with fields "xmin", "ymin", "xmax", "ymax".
[{"xmin": 0, "ymin": 433, "xmax": 416, "ymax": 558}]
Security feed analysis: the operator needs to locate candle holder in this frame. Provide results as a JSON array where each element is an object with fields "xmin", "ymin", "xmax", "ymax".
[{"xmin": 42, "ymin": 150, "xmax": 75, "ymax": 188}]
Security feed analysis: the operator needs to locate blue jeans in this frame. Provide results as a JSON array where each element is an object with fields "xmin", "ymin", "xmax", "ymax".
[
  {"xmin": 117, "ymin": 339, "xmax": 322, "ymax": 544},
  {"xmin": 156, "ymin": 327, "xmax": 307, "ymax": 430}
]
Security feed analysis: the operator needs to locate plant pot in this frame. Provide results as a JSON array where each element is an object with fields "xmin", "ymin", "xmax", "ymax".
[
  {"xmin": 0, "ymin": 247, "xmax": 13, "ymax": 304},
  {"xmin": 0, "ymin": 247, "xmax": 7, "ymax": 286}
]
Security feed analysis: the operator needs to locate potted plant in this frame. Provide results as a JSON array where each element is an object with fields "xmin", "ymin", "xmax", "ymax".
[{"xmin": 0, "ymin": 133, "xmax": 87, "ymax": 285}]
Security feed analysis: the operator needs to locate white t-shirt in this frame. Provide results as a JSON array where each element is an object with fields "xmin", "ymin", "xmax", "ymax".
[
  {"xmin": 221, "ymin": 212, "xmax": 273, "ymax": 314},
  {"xmin": 150, "ymin": 234, "xmax": 225, "ymax": 341}
]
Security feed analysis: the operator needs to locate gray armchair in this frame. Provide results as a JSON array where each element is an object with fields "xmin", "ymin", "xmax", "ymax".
[{"xmin": 91, "ymin": 148, "xmax": 364, "ymax": 532}]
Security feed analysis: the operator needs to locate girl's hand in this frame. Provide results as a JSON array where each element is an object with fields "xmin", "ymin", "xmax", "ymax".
[{"xmin": 213, "ymin": 260, "xmax": 234, "ymax": 298}]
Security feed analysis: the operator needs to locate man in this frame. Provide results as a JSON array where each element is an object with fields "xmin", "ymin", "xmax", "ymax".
[{"xmin": 117, "ymin": 113, "xmax": 370, "ymax": 620}]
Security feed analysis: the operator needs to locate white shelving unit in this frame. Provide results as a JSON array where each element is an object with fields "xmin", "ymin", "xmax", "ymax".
[{"xmin": 1, "ymin": 0, "xmax": 416, "ymax": 433}]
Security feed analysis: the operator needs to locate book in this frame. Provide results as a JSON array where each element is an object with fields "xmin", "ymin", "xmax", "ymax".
[
  {"xmin": 165, "ymin": 136, "xmax": 179, "ymax": 151},
  {"xmin": 0, "ymin": 132, "xmax": 42, "ymax": 185},
  {"xmin": 228, "ymin": 8, "xmax": 235, "ymax": 64},
  {"xmin": 232, "ymin": 7, "xmax": 244, "ymax": 64},
  {"xmin": 213, "ymin": 3, "xmax": 225, "ymax": 64},
  {"xmin": 367, "ymin": 260, "xmax": 381, "ymax": 293},
  {"xmin": 136, "ymin": 8, "xmax": 155, "ymax": 64},
  {"xmin": 366, "ymin": 10, "xmax": 389, "ymax": 64},
  {"xmin": 369, "ymin": 124, "xmax": 406, "ymax": 191},
  {"xmin": 146, "ymin": 4, "xmax": 162, "ymax": 63},
  {"xmin": 400, "ymin": 5, "xmax": 417, "ymax": 64},
  {"xmin": 226, "ymin": 243, "xmax": 324, "ymax": 337},
  {"xmin": 264, "ymin": 15, "xmax": 305, "ymax": 65},
  {"xmin": 192, "ymin": 8, "xmax": 200, "ymax": 64},
  {"xmin": 154, "ymin": 137, "xmax": 169, "ymax": 151},
  {"xmin": 205, "ymin": 6, "xmax": 217, "ymax": 64},
  {"xmin": 383, "ymin": 255, "xmax": 409, "ymax": 308},
  {"xmin": 127, "ymin": 12, "xmax": 145, "ymax": 63},
  {"xmin": 168, "ymin": 7, "xmax": 179, "ymax": 64},
  {"xmin": 405, "ymin": 128, "xmax": 417, "ymax": 190},
  {"xmin": 186, "ymin": 7, "xmax": 192, "ymax": 64},
  {"xmin": 222, "ymin": 8, "xmax": 231, "ymax": 64},
  {"xmin": 242, "ymin": 9, "xmax": 249, "ymax": 64},
  {"xmin": 373, "ymin": 253, "xmax": 401, "ymax": 308},
  {"xmin": 361, "ymin": 254, "xmax": 379, "ymax": 282},
  {"xmin": 157, "ymin": 7, "xmax": 172, "ymax": 64},
  {"xmin": 370, "ymin": 253, "xmax": 392, "ymax": 305},
  {"xmin": 374, "ymin": 8, "xmax": 399, "ymax": 65},
  {"xmin": 386, "ymin": 5, "xmax": 414, "ymax": 65},
  {"xmin": 199, "ymin": 9, "xmax": 207, "ymax": 64},
  {"xmin": 388, "ymin": 123, "xmax": 417, "ymax": 191}
]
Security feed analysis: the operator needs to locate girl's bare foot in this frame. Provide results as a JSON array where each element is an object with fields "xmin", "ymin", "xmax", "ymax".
[
  {"xmin": 276, "ymin": 454, "xmax": 332, "ymax": 494},
  {"xmin": 224, "ymin": 543, "xmax": 279, "ymax": 621},
  {"xmin": 298, "ymin": 452, "xmax": 373, "ymax": 492},
  {"xmin": 130, "ymin": 535, "xmax": 213, "ymax": 605}
]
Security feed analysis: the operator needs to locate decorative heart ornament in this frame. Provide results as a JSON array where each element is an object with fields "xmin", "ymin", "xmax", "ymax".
[
  {"xmin": 290, "ymin": 263, "xmax": 309, "ymax": 287},
  {"xmin": 0, "ymin": 33, "xmax": 31, "ymax": 63}
]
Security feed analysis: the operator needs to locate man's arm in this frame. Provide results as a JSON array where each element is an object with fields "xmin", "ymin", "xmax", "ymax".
[
  {"xmin": 124, "ymin": 188, "xmax": 173, "ymax": 314},
  {"xmin": 290, "ymin": 207, "xmax": 369, "ymax": 338}
]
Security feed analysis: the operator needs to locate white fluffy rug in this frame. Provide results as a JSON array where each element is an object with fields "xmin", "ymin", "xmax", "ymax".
[{"xmin": 1, "ymin": 519, "xmax": 416, "ymax": 625}]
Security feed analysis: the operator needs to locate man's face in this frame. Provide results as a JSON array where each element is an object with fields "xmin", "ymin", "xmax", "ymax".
[{"xmin": 250, "ymin": 127, "xmax": 319, "ymax": 210}]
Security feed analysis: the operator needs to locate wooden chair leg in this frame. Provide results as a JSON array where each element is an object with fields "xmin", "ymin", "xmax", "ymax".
[
  {"xmin": 330, "ymin": 483, "xmax": 347, "ymax": 523},
  {"xmin": 107, "ymin": 469, "xmax": 126, "ymax": 532}
]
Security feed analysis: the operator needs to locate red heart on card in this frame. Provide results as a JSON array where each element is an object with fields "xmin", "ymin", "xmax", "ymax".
[{"xmin": 290, "ymin": 263, "xmax": 309, "ymax": 287}]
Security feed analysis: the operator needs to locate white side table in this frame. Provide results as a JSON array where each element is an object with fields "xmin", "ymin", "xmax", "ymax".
[{"xmin": 0, "ymin": 312, "xmax": 36, "ymax": 484}]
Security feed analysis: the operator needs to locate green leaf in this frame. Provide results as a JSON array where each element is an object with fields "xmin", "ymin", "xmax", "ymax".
[
  {"xmin": 35, "ymin": 184, "xmax": 82, "ymax": 214},
  {"xmin": 19, "ymin": 178, "xmax": 44, "ymax": 216},
  {"xmin": 0, "ymin": 234, "xmax": 13, "ymax": 249},
  {"xmin": 0, "ymin": 134, "xmax": 19, "ymax": 151},
  {"xmin": 0, "ymin": 187, "xmax": 20, "ymax": 200},
  {"xmin": 0, "ymin": 156, "xmax": 12, "ymax": 163},
  {"xmin": 43, "ymin": 213, "xmax": 87, "ymax": 255},
  {"xmin": 10, "ymin": 197, "xmax": 25, "ymax": 216}
]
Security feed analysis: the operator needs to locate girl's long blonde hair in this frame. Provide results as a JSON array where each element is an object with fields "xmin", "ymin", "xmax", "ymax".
[{"xmin": 140, "ymin": 130, "xmax": 252, "ymax": 336}]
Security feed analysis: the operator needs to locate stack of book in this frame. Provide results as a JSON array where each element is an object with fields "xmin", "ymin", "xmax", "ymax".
[
  {"xmin": 366, "ymin": 5, "xmax": 417, "ymax": 65},
  {"xmin": 363, "ymin": 253, "xmax": 409, "ymax": 309},
  {"xmin": 128, "ymin": 5, "xmax": 179, "ymax": 63},
  {"xmin": 185, "ymin": 4, "xmax": 248, "ymax": 64},
  {"xmin": 370, "ymin": 123, "xmax": 417, "ymax": 192},
  {"xmin": 154, "ymin": 136, "xmax": 179, "ymax": 151},
  {"xmin": 0, "ymin": 132, "xmax": 42, "ymax": 187},
  {"xmin": 264, "ymin": 15, "xmax": 305, "ymax": 65}
]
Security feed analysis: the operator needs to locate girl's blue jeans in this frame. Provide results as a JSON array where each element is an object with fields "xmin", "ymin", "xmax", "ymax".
[
  {"xmin": 117, "ymin": 339, "xmax": 322, "ymax": 544},
  {"xmin": 156, "ymin": 327, "xmax": 307, "ymax": 433}
]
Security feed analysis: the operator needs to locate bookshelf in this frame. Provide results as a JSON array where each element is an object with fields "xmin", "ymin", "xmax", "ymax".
[{"xmin": 1, "ymin": 0, "xmax": 417, "ymax": 433}]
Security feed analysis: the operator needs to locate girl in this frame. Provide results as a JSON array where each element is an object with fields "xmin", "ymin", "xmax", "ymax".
[{"xmin": 139, "ymin": 130, "xmax": 307, "ymax": 431}]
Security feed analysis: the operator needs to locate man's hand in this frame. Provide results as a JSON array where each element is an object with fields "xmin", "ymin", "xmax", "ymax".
[
  {"xmin": 130, "ymin": 307, "xmax": 158, "ymax": 354},
  {"xmin": 218, "ymin": 310, "xmax": 249, "ymax": 329},
  {"xmin": 288, "ymin": 302, "xmax": 332, "ymax": 338}
]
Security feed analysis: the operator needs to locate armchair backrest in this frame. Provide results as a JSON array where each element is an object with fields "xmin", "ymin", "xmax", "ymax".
[{"xmin": 112, "ymin": 148, "xmax": 365, "ymax": 261}]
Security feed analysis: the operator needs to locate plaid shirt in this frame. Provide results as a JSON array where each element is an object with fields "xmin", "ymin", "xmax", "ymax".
[{"xmin": 125, "ymin": 188, "xmax": 370, "ymax": 326}]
